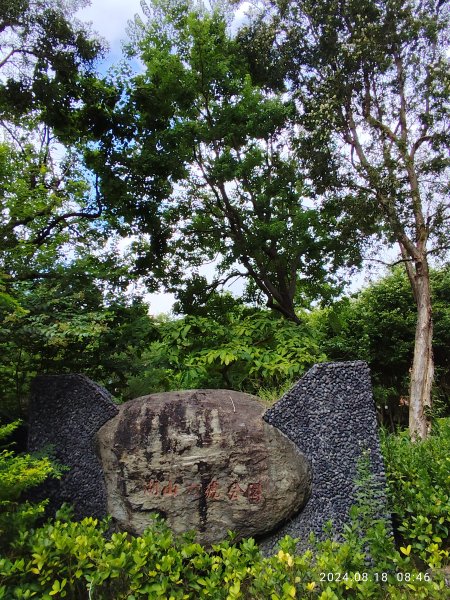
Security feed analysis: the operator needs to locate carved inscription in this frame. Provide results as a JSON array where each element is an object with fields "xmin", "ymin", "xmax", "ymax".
[{"xmin": 144, "ymin": 478, "xmax": 263, "ymax": 504}]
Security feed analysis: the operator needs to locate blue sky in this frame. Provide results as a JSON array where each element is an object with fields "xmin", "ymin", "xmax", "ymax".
[{"xmin": 76, "ymin": 0, "xmax": 143, "ymax": 69}]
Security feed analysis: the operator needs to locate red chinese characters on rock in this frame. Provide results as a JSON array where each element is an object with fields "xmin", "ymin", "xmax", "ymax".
[
  {"xmin": 145, "ymin": 478, "xmax": 263, "ymax": 503},
  {"xmin": 227, "ymin": 482, "xmax": 245, "ymax": 501},
  {"xmin": 145, "ymin": 479, "xmax": 179, "ymax": 497},
  {"xmin": 227, "ymin": 481, "xmax": 263, "ymax": 504},
  {"xmin": 161, "ymin": 480, "xmax": 179, "ymax": 496},
  {"xmin": 145, "ymin": 479, "xmax": 160, "ymax": 495},
  {"xmin": 244, "ymin": 481, "xmax": 262, "ymax": 504},
  {"xmin": 205, "ymin": 480, "xmax": 221, "ymax": 500}
]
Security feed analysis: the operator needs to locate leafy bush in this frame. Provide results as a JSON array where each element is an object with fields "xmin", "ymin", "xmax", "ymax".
[
  {"xmin": 0, "ymin": 272, "xmax": 158, "ymax": 416},
  {"xmin": 381, "ymin": 419, "xmax": 450, "ymax": 569},
  {"xmin": 2, "ymin": 447, "xmax": 449, "ymax": 600},
  {"xmin": 127, "ymin": 308, "xmax": 326, "ymax": 398},
  {"xmin": 0, "ymin": 421, "xmax": 58, "ymax": 551},
  {"xmin": 0, "ymin": 509, "xmax": 446, "ymax": 600}
]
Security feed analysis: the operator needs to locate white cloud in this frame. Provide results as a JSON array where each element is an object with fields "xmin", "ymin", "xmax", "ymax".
[{"xmin": 76, "ymin": 0, "xmax": 142, "ymax": 55}]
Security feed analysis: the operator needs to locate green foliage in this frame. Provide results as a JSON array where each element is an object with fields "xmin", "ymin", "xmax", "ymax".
[
  {"xmin": 314, "ymin": 266, "xmax": 450, "ymax": 425},
  {"xmin": 0, "ymin": 505, "xmax": 446, "ymax": 599},
  {"xmin": 0, "ymin": 0, "xmax": 103, "ymax": 137},
  {"xmin": 0, "ymin": 270, "xmax": 157, "ymax": 416},
  {"xmin": 0, "ymin": 139, "xmax": 103, "ymax": 282},
  {"xmin": 241, "ymin": 0, "xmax": 449, "ymax": 436},
  {"xmin": 126, "ymin": 306, "xmax": 326, "ymax": 397},
  {"xmin": 1, "ymin": 422, "xmax": 450, "ymax": 598},
  {"xmin": 381, "ymin": 419, "xmax": 450, "ymax": 569},
  {"xmin": 249, "ymin": 0, "xmax": 450, "ymax": 258},
  {"xmin": 0, "ymin": 421, "xmax": 58, "ymax": 551},
  {"xmin": 93, "ymin": 1, "xmax": 351, "ymax": 322},
  {"xmin": 0, "ymin": 2, "xmax": 137, "ymax": 417}
]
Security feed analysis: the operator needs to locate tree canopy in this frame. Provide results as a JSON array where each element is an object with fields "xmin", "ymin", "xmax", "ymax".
[
  {"xmin": 90, "ymin": 3, "xmax": 356, "ymax": 322},
  {"xmin": 0, "ymin": 0, "xmax": 104, "ymax": 136},
  {"xmin": 238, "ymin": 0, "xmax": 450, "ymax": 437}
]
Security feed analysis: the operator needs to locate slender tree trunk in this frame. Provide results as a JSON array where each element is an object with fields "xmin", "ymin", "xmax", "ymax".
[{"xmin": 408, "ymin": 258, "xmax": 434, "ymax": 440}]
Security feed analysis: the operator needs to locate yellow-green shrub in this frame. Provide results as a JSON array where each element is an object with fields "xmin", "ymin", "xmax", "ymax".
[
  {"xmin": 0, "ymin": 508, "xmax": 446, "ymax": 599},
  {"xmin": 1, "ymin": 421, "xmax": 450, "ymax": 599},
  {"xmin": 381, "ymin": 419, "xmax": 450, "ymax": 569},
  {"xmin": 0, "ymin": 421, "xmax": 58, "ymax": 550}
]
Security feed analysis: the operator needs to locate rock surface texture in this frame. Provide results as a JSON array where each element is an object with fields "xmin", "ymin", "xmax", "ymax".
[
  {"xmin": 28, "ymin": 375, "xmax": 119, "ymax": 519},
  {"xmin": 96, "ymin": 389, "xmax": 312, "ymax": 545},
  {"xmin": 261, "ymin": 361, "xmax": 389, "ymax": 553}
]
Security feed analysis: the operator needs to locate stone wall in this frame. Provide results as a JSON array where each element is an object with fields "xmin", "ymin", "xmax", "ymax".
[
  {"xmin": 27, "ymin": 361, "xmax": 388, "ymax": 547},
  {"xmin": 96, "ymin": 389, "xmax": 312, "ymax": 545},
  {"xmin": 261, "ymin": 360, "xmax": 388, "ymax": 552},
  {"xmin": 28, "ymin": 374, "xmax": 119, "ymax": 519}
]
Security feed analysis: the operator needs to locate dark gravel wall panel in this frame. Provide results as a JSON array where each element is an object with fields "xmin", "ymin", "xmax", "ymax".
[
  {"xmin": 28, "ymin": 374, "xmax": 119, "ymax": 519},
  {"xmin": 260, "ymin": 360, "xmax": 388, "ymax": 552}
]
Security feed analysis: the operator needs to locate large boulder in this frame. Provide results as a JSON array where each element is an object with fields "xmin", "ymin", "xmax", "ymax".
[{"xmin": 96, "ymin": 389, "xmax": 311, "ymax": 545}]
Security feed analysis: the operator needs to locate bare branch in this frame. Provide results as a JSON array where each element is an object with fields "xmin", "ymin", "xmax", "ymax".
[
  {"xmin": 410, "ymin": 135, "xmax": 434, "ymax": 160},
  {"xmin": 426, "ymin": 244, "xmax": 450, "ymax": 256}
]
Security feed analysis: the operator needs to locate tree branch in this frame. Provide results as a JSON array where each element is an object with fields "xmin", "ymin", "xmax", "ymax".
[{"xmin": 32, "ymin": 176, "xmax": 103, "ymax": 246}]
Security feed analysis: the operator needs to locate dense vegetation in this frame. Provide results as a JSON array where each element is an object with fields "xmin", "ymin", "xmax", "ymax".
[
  {"xmin": 0, "ymin": 0, "xmax": 449, "ymax": 597},
  {"xmin": 1, "ymin": 419, "xmax": 449, "ymax": 598},
  {"xmin": 2, "ymin": 266, "xmax": 449, "ymax": 429}
]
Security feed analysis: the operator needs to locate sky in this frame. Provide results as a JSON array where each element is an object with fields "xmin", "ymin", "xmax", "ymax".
[{"xmin": 77, "ymin": 0, "xmax": 142, "ymax": 63}]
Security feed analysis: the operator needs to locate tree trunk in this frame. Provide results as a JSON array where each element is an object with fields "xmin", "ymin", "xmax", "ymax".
[
  {"xmin": 408, "ymin": 258, "xmax": 434, "ymax": 440},
  {"xmin": 266, "ymin": 295, "xmax": 301, "ymax": 324}
]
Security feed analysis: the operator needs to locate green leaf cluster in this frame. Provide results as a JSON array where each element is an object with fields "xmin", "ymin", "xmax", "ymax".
[
  {"xmin": 126, "ymin": 306, "xmax": 326, "ymax": 398},
  {"xmin": 0, "ymin": 508, "xmax": 446, "ymax": 599},
  {"xmin": 312, "ymin": 265, "xmax": 450, "ymax": 424},
  {"xmin": 381, "ymin": 419, "xmax": 450, "ymax": 569},
  {"xmin": 0, "ymin": 421, "xmax": 58, "ymax": 551},
  {"xmin": 0, "ymin": 272, "xmax": 157, "ymax": 416},
  {"xmin": 0, "ymin": 0, "xmax": 103, "ymax": 136}
]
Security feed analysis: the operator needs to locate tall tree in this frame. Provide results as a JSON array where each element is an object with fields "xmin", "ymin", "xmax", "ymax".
[
  {"xmin": 241, "ymin": 0, "xmax": 450, "ymax": 438},
  {"xmin": 91, "ymin": 1, "xmax": 351, "ymax": 322},
  {"xmin": 316, "ymin": 265, "xmax": 450, "ymax": 429},
  {"xmin": 0, "ymin": 0, "xmax": 103, "ymax": 137},
  {"xmin": 0, "ymin": 0, "xmax": 121, "ymax": 284},
  {"xmin": 0, "ymin": 1, "xmax": 138, "ymax": 415}
]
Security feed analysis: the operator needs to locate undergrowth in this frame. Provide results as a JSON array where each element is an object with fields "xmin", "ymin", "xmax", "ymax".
[{"xmin": 0, "ymin": 421, "xmax": 449, "ymax": 599}]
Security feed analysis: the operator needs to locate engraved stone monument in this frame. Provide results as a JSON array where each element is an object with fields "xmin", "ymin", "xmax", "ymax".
[
  {"xmin": 96, "ymin": 389, "xmax": 311, "ymax": 544},
  {"xmin": 28, "ymin": 361, "xmax": 388, "ymax": 548}
]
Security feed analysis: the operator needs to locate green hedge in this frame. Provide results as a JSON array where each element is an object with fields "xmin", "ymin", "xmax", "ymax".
[
  {"xmin": 0, "ymin": 510, "xmax": 447, "ymax": 600},
  {"xmin": 1, "ymin": 422, "xmax": 450, "ymax": 599}
]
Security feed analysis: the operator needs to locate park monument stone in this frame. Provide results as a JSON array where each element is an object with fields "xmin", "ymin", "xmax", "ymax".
[
  {"xmin": 96, "ymin": 389, "xmax": 311, "ymax": 544},
  {"xmin": 28, "ymin": 361, "xmax": 388, "ymax": 549}
]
